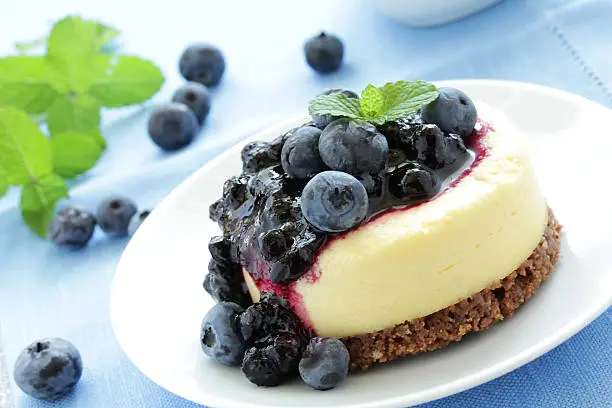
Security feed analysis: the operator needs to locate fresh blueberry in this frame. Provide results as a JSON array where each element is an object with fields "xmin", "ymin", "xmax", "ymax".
[
  {"xmin": 241, "ymin": 141, "xmax": 280, "ymax": 173},
  {"xmin": 304, "ymin": 32, "xmax": 344, "ymax": 73},
  {"xmin": 311, "ymin": 89, "xmax": 358, "ymax": 129},
  {"xmin": 13, "ymin": 338, "xmax": 83, "ymax": 400},
  {"xmin": 319, "ymin": 119, "xmax": 388, "ymax": 175},
  {"xmin": 241, "ymin": 346, "xmax": 283, "ymax": 386},
  {"xmin": 299, "ymin": 337, "xmax": 349, "ymax": 390},
  {"xmin": 390, "ymin": 162, "xmax": 441, "ymax": 200},
  {"xmin": 96, "ymin": 196, "xmax": 138, "ymax": 237},
  {"xmin": 171, "ymin": 82, "xmax": 211, "ymax": 123},
  {"xmin": 127, "ymin": 210, "xmax": 151, "ymax": 237},
  {"xmin": 179, "ymin": 43, "xmax": 226, "ymax": 86},
  {"xmin": 300, "ymin": 171, "xmax": 368, "ymax": 232},
  {"xmin": 422, "ymin": 87, "xmax": 477, "ymax": 138},
  {"xmin": 200, "ymin": 302, "xmax": 246, "ymax": 366},
  {"xmin": 48, "ymin": 206, "xmax": 96, "ymax": 249},
  {"xmin": 281, "ymin": 126, "xmax": 327, "ymax": 179},
  {"xmin": 147, "ymin": 103, "xmax": 199, "ymax": 151}
]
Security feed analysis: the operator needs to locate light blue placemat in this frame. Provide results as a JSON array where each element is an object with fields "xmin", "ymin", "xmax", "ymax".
[{"xmin": 1, "ymin": 0, "xmax": 611, "ymax": 407}]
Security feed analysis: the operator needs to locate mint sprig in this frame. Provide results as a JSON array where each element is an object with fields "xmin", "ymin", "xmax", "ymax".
[
  {"xmin": 309, "ymin": 80, "xmax": 439, "ymax": 126},
  {"xmin": 0, "ymin": 16, "xmax": 165, "ymax": 238}
]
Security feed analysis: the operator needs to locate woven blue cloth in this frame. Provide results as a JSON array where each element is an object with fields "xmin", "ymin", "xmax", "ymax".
[{"xmin": 1, "ymin": 0, "xmax": 611, "ymax": 407}]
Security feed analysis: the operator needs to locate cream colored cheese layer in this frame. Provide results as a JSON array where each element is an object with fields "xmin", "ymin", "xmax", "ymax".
[{"xmin": 246, "ymin": 114, "xmax": 548, "ymax": 338}]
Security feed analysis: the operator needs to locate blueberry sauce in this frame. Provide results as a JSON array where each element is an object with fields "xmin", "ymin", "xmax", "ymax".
[{"xmin": 207, "ymin": 116, "xmax": 491, "ymax": 329}]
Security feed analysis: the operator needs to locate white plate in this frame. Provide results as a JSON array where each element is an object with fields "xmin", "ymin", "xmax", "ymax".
[{"xmin": 110, "ymin": 80, "xmax": 612, "ymax": 408}]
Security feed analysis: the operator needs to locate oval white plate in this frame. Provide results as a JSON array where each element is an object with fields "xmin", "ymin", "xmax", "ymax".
[{"xmin": 110, "ymin": 80, "xmax": 612, "ymax": 408}]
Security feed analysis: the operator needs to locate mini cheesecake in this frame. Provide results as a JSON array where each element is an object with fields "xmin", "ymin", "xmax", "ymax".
[{"xmin": 204, "ymin": 86, "xmax": 561, "ymax": 376}]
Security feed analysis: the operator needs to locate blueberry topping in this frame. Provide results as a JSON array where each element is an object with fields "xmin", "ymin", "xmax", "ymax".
[
  {"xmin": 223, "ymin": 175, "xmax": 250, "ymax": 209},
  {"xmin": 96, "ymin": 196, "xmax": 138, "ymax": 237},
  {"xmin": 204, "ymin": 259, "xmax": 250, "ymax": 307},
  {"xmin": 319, "ymin": 119, "xmax": 388, "ymax": 175},
  {"xmin": 311, "ymin": 89, "xmax": 358, "ymax": 129},
  {"xmin": 208, "ymin": 236, "xmax": 233, "ymax": 262},
  {"xmin": 281, "ymin": 126, "xmax": 327, "ymax": 179},
  {"xmin": 49, "ymin": 206, "xmax": 96, "ymax": 249},
  {"xmin": 258, "ymin": 230, "xmax": 289, "ymax": 262},
  {"xmin": 423, "ymin": 87, "xmax": 477, "ymax": 138},
  {"xmin": 127, "ymin": 210, "xmax": 151, "ymax": 237},
  {"xmin": 13, "ymin": 338, "xmax": 83, "ymax": 400},
  {"xmin": 443, "ymin": 133, "xmax": 471, "ymax": 171},
  {"xmin": 241, "ymin": 347, "xmax": 283, "ymax": 386},
  {"xmin": 171, "ymin": 82, "xmax": 211, "ymax": 123},
  {"xmin": 304, "ymin": 32, "xmax": 344, "ymax": 74},
  {"xmin": 300, "ymin": 171, "xmax": 368, "ymax": 232},
  {"xmin": 390, "ymin": 162, "xmax": 441, "ymax": 200},
  {"xmin": 241, "ymin": 141, "xmax": 280, "ymax": 173},
  {"xmin": 247, "ymin": 167, "xmax": 283, "ymax": 197},
  {"xmin": 299, "ymin": 337, "xmax": 349, "ymax": 391},
  {"xmin": 148, "ymin": 103, "xmax": 199, "ymax": 151},
  {"xmin": 410, "ymin": 124, "xmax": 448, "ymax": 169},
  {"xmin": 200, "ymin": 302, "xmax": 246, "ymax": 366},
  {"xmin": 179, "ymin": 43, "xmax": 225, "ymax": 86},
  {"xmin": 262, "ymin": 195, "xmax": 301, "ymax": 229}
]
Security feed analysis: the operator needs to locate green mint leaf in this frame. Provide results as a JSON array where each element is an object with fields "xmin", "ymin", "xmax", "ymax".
[
  {"xmin": 379, "ymin": 80, "xmax": 439, "ymax": 123},
  {"xmin": 47, "ymin": 93, "xmax": 101, "ymax": 135},
  {"xmin": 308, "ymin": 94, "xmax": 363, "ymax": 120},
  {"xmin": 20, "ymin": 173, "xmax": 68, "ymax": 238},
  {"xmin": 0, "ymin": 57, "xmax": 60, "ymax": 114},
  {"xmin": 89, "ymin": 56, "xmax": 164, "ymax": 107},
  {"xmin": 0, "ymin": 167, "xmax": 8, "ymax": 197},
  {"xmin": 51, "ymin": 131, "xmax": 104, "ymax": 178},
  {"xmin": 88, "ymin": 21, "xmax": 120, "ymax": 53},
  {"xmin": 359, "ymin": 84, "xmax": 384, "ymax": 118},
  {"xmin": 47, "ymin": 16, "xmax": 100, "ymax": 92},
  {"xmin": 0, "ymin": 107, "xmax": 53, "ymax": 185}
]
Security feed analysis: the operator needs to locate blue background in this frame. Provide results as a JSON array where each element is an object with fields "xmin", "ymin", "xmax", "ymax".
[{"xmin": 0, "ymin": 0, "xmax": 610, "ymax": 407}]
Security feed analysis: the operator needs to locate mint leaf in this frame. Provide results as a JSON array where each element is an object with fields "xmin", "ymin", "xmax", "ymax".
[
  {"xmin": 0, "ymin": 107, "xmax": 53, "ymax": 185},
  {"xmin": 308, "ymin": 94, "xmax": 362, "ymax": 120},
  {"xmin": 0, "ymin": 167, "xmax": 8, "ymax": 197},
  {"xmin": 47, "ymin": 16, "xmax": 100, "ymax": 92},
  {"xmin": 89, "ymin": 56, "xmax": 164, "ymax": 107},
  {"xmin": 0, "ymin": 57, "xmax": 60, "ymax": 114},
  {"xmin": 380, "ymin": 80, "xmax": 439, "ymax": 123},
  {"xmin": 47, "ymin": 93, "xmax": 101, "ymax": 134},
  {"xmin": 360, "ymin": 84, "xmax": 384, "ymax": 118},
  {"xmin": 20, "ymin": 173, "xmax": 68, "ymax": 238},
  {"xmin": 88, "ymin": 21, "xmax": 120, "ymax": 53},
  {"xmin": 51, "ymin": 131, "xmax": 103, "ymax": 178}
]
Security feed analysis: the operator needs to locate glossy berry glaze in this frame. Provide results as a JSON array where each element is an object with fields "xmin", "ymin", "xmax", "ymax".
[{"xmin": 207, "ymin": 115, "xmax": 491, "ymax": 330}]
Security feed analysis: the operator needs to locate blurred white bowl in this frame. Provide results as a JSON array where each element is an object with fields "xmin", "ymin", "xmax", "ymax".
[{"xmin": 370, "ymin": 0, "xmax": 502, "ymax": 27}]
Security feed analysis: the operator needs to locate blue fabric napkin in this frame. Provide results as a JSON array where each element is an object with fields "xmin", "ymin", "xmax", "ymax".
[{"xmin": 1, "ymin": 0, "xmax": 610, "ymax": 407}]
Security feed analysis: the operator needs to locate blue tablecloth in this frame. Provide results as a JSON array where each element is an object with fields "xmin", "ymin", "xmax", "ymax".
[{"xmin": 1, "ymin": 0, "xmax": 611, "ymax": 407}]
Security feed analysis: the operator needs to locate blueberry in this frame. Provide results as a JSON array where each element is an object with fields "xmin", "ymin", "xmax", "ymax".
[
  {"xmin": 48, "ymin": 206, "xmax": 96, "ymax": 249},
  {"xmin": 299, "ymin": 337, "xmax": 349, "ymax": 390},
  {"xmin": 300, "ymin": 171, "xmax": 368, "ymax": 232},
  {"xmin": 200, "ymin": 302, "xmax": 246, "ymax": 366},
  {"xmin": 422, "ymin": 87, "xmax": 477, "ymax": 138},
  {"xmin": 179, "ymin": 43, "xmax": 225, "ymax": 86},
  {"xmin": 390, "ymin": 162, "xmax": 441, "ymax": 200},
  {"xmin": 319, "ymin": 119, "xmax": 388, "ymax": 175},
  {"xmin": 258, "ymin": 230, "xmax": 289, "ymax": 262},
  {"xmin": 443, "ymin": 133, "xmax": 470, "ymax": 171},
  {"xmin": 204, "ymin": 260, "xmax": 251, "ymax": 307},
  {"xmin": 127, "ymin": 210, "xmax": 151, "ymax": 237},
  {"xmin": 410, "ymin": 124, "xmax": 448, "ymax": 169},
  {"xmin": 208, "ymin": 236, "xmax": 233, "ymax": 262},
  {"xmin": 311, "ymin": 89, "xmax": 358, "ymax": 129},
  {"xmin": 247, "ymin": 167, "xmax": 283, "ymax": 197},
  {"xmin": 96, "ymin": 196, "xmax": 138, "ymax": 237},
  {"xmin": 304, "ymin": 32, "xmax": 344, "ymax": 73},
  {"xmin": 241, "ymin": 347, "xmax": 283, "ymax": 386},
  {"xmin": 262, "ymin": 195, "xmax": 301, "ymax": 229},
  {"xmin": 148, "ymin": 103, "xmax": 199, "ymax": 151},
  {"xmin": 355, "ymin": 173, "xmax": 384, "ymax": 209},
  {"xmin": 209, "ymin": 199, "xmax": 225, "ymax": 223},
  {"xmin": 222, "ymin": 175, "xmax": 250, "ymax": 209},
  {"xmin": 241, "ymin": 141, "xmax": 280, "ymax": 173},
  {"xmin": 281, "ymin": 125, "xmax": 327, "ymax": 179},
  {"xmin": 268, "ymin": 249, "xmax": 311, "ymax": 284},
  {"xmin": 13, "ymin": 338, "xmax": 82, "ymax": 400},
  {"xmin": 171, "ymin": 82, "xmax": 211, "ymax": 123}
]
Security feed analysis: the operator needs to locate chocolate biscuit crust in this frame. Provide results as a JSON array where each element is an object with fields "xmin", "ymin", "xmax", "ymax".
[{"xmin": 342, "ymin": 209, "xmax": 561, "ymax": 371}]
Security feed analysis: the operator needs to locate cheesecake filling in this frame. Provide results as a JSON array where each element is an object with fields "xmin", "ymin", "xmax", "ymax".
[{"xmin": 245, "ymin": 125, "xmax": 548, "ymax": 338}]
